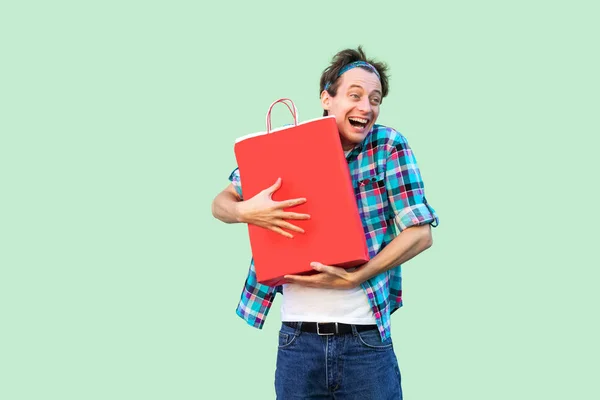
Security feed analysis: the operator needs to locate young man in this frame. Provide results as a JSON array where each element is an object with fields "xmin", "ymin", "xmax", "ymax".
[{"xmin": 211, "ymin": 47, "xmax": 438, "ymax": 399}]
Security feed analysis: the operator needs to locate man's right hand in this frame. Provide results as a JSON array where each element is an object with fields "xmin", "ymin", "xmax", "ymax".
[{"xmin": 236, "ymin": 178, "xmax": 310, "ymax": 238}]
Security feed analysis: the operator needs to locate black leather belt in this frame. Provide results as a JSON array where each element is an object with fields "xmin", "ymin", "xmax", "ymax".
[{"xmin": 283, "ymin": 321, "xmax": 378, "ymax": 336}]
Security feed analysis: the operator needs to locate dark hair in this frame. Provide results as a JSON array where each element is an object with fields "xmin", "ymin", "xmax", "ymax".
[{"xmin": 319, "ymin": 46, "xmax": 389, "ymax": 116}]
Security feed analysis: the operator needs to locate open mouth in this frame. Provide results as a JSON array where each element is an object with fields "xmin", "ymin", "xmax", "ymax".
[{"xmin": 348, "ymin": 117, "xmax": 369, "ymax": 130}]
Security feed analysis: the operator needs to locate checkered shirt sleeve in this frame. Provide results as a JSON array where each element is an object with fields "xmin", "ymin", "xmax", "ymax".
[{"xmin": 385, "ymin": 133, "xmax": 439, "ymax": 231}]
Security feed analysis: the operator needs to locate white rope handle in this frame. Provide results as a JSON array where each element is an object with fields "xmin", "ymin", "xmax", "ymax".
[{"xmin": 265, "ymin": 98, "xmax": 299, "ymax": 133}]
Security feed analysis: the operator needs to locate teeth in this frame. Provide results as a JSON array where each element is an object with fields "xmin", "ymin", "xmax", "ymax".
[{"xmin": 349, "ymin": 117, "xmax": 368, "ymax": 124}]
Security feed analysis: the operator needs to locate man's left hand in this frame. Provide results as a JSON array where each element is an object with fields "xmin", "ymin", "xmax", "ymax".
[{"xmin": 284, "ymin": 262, "xmax": 362, "ymax": 289}]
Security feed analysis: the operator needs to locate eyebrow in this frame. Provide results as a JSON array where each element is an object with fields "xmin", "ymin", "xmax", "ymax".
[{"xmin": 348, "ymin": 84, "xmax": 382, "ymax": 96}]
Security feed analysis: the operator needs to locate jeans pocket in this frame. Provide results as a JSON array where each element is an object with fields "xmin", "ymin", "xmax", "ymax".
[
  {"xmin": 278, "ymin": 325, "xmax": 298, "ymax": 349},
  {"xmin": 356, "ymin": 329, "xmax": 393, "ymax": 350}
]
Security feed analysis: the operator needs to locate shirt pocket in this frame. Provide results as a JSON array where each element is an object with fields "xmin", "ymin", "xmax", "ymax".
[{"xmin": 353, "ymin": 170, "xmax": 388, "ymax": 231}]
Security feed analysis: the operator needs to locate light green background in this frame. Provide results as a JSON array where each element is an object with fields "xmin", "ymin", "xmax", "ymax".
[{"xmin": 1, "ymin": 1, "xmax": 598, "ymax": 399}]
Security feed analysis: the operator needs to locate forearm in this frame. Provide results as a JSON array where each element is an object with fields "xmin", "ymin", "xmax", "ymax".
[
  {"xmin": 211, "ymin": 190, "xmax": 244, "ymax": 224},
  {"xmin": 354, "ymin": 224, "xmax": 433, "ymax": 284}
]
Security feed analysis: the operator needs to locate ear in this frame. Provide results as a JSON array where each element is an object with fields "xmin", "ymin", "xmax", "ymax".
[{"xmin": 320, "ymin": 90, "xmax": 331, "ymax": 112}]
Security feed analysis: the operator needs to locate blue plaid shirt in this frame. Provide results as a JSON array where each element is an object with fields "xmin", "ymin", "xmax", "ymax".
[{"xmin": 229, "ymin": 124, "xmax": 439, "ymax": 340}]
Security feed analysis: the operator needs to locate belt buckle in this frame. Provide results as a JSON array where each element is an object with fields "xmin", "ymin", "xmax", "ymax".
[{"xmin": 317, "ymin": 322, "xmax": 338, "ymax": 336}]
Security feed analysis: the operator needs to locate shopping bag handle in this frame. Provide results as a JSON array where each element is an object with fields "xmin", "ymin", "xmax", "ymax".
[{"xmin": 266, "ymin": 98, "xmax": 298, "ymax": 133}]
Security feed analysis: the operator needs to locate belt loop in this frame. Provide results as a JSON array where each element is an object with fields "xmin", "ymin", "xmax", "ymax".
[
  {"xmin": 295, "ymin": 321, "xmax": 303, "ymax": 336},
  {"xmin": 350, "ymin": 324, "xmax": 359, "ymax": 336}
]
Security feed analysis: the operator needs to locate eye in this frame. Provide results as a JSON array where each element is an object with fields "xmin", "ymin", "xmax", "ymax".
[
  {"xmin": 371, "ymin": 97, "xmax": 381, "ymax": 105},
  {"xmin": 350, "ymin": 93, "xmax": 360, "ymax": 100}
]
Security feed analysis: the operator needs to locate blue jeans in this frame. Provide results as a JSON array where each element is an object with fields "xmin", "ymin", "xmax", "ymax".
[{"xmin": 275, "ymin": 322, "xmax": 402, "ymax": 399}]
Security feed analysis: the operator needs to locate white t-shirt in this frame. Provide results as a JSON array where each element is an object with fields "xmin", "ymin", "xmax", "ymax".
[{"xmin": 281, "ymin": 284, "xmax": 376, "ymax": 324}]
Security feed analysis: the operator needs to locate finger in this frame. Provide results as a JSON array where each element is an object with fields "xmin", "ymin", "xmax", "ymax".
[
  {"xmin": 279, "ymin": 198, "xmax": 307, "ymax": 209},
  {"xmin": 266, "ymin": 178, "xmax": 282, "ymax": 196},
  {"xmin": 270, "ymin": 226, "xmax": 293, "ymax": 239},
  {"xmin": 311, "ymin": 262, "xmax": 344, "ymax": 277},
  {"xmin": 310, "ymin": 262, "xmax": 324, "ymax": 271},
  {"xmin": 284, "ymin": 274, "xmax": 319, "ymax": 287},
  {"xmin": 281, "ymin": 212, "xmax": 311, "ymax": 220},
  {"xmin": 277, "ymin": 221, "xmax": 305, "ymax": 234}
]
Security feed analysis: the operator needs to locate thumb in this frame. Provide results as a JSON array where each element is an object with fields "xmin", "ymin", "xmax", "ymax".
[
  {"xmin": 267, "ymin": 177, "xmax": 282, "ymax": 195},
  {"xmin": 310, "ymin": 262, "xmax": 329, "ymax": 272},
  {"xmin": 311, "ymin": 262, "xmax": 343, "ymax": 276}
]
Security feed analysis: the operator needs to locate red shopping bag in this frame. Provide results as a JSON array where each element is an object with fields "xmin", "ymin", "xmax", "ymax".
[{"xmin": 234, "ymin": 99, "xmax": 369, "ymax": 286}]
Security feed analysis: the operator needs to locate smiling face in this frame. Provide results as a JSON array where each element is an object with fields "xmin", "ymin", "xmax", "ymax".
[{"xmin": 321, "ymin": 67, "xmax": 382, "ymax": 151}]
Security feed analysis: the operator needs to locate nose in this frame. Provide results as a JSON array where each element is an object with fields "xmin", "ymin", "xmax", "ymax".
[{"xmin": 357, "ymin": 97, "xmax": 371, "ymax": 113}]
